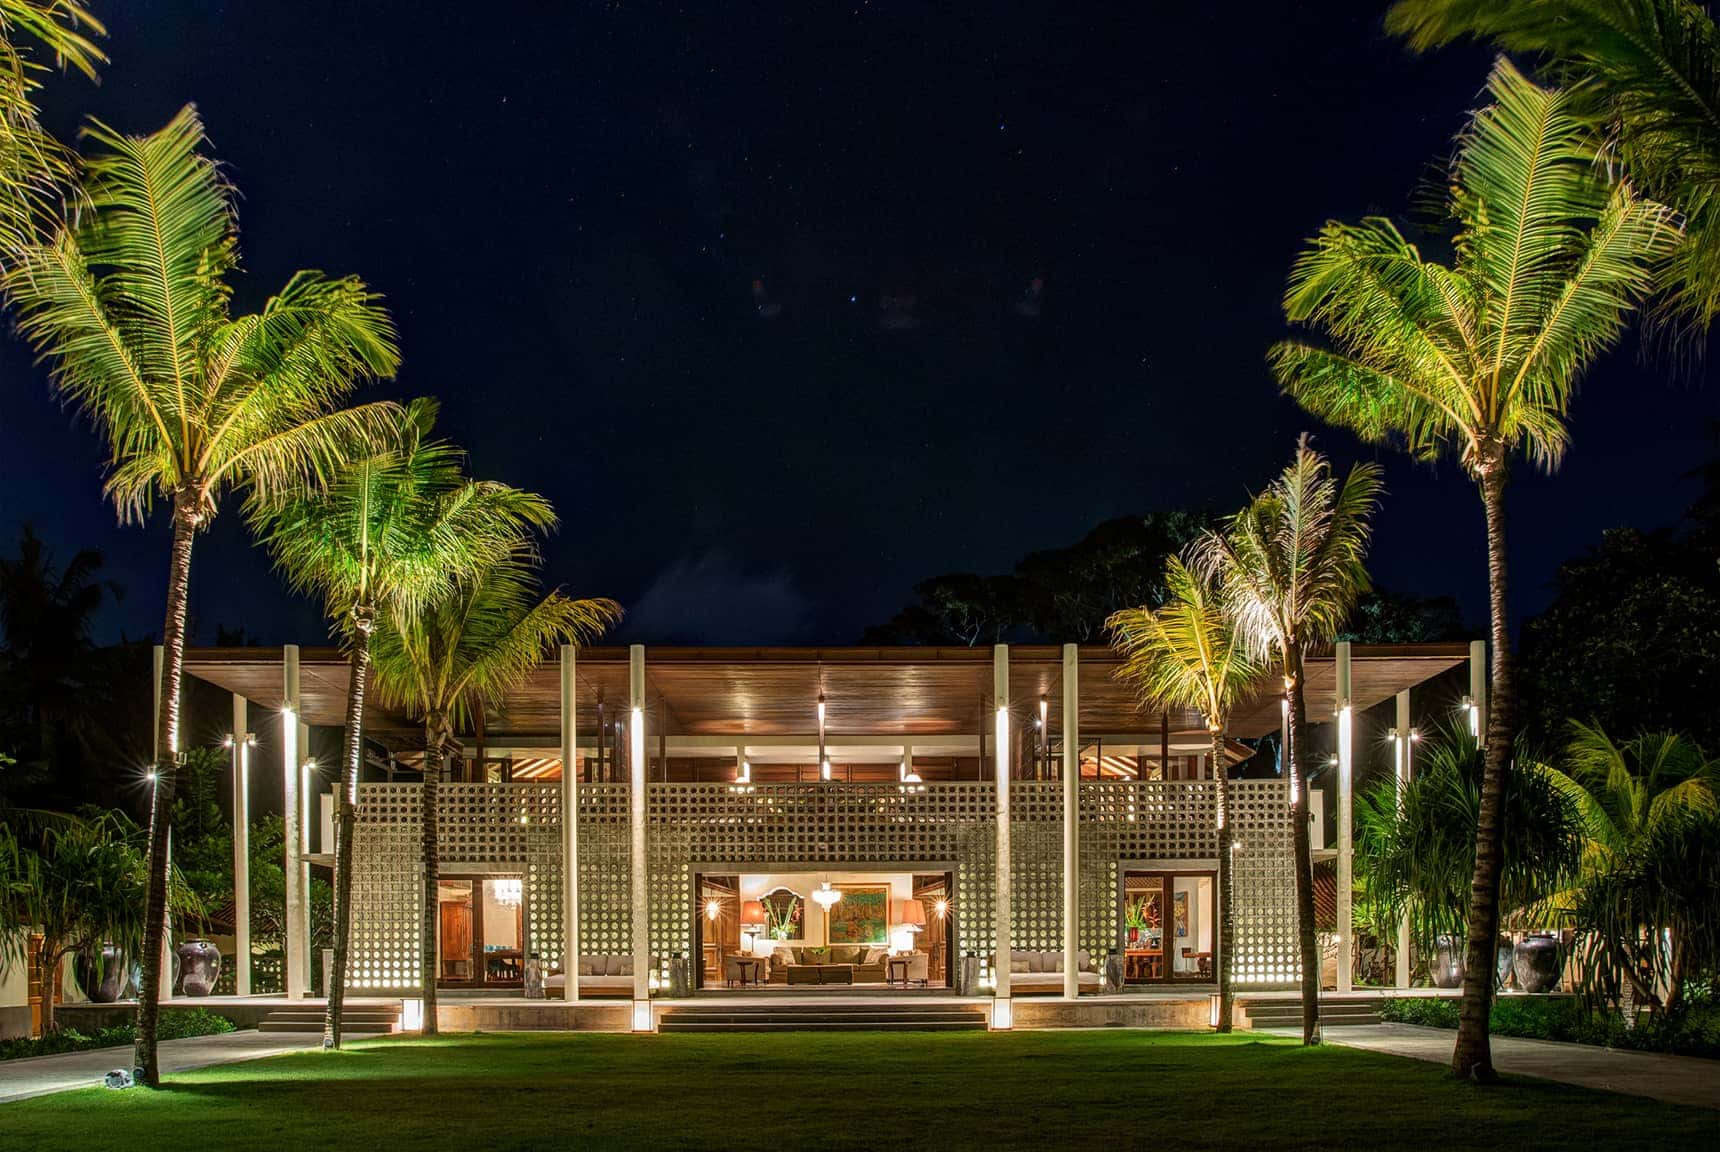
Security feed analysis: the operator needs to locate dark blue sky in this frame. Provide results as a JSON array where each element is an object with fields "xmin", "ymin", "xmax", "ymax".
[{"xmin": 1, "ymin": 3, "xmax": 1713, "ymax": 646}]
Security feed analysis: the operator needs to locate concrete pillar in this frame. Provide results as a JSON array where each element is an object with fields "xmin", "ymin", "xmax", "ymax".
[
  {"xmin": 1394, "ymin": 688, "xmax": 1411, "ymax": 990},
  {"xmin": 1334, "ymin": 640, "xmax": 1354, "ymax": 995},
  {"xmin": 560, "ymin": 645, "xmax": 579, "ymax": 1001},
  {"xmin": 283, "ymin": 645, "xmax": 307, "ymax": 1000},
  {"xmin": 153, "ymin": 646, "xmax": 172, "ymax": 1002},
  {"xmin": 1468, "ymin": 639, "xmax": 1487, "ymax": 746},
  {"xmin": 232, "ymin": 694, "xmax": 252, "ymax": 997},
  {"xmin": 992, "ymin": 644, "xmax": 1011, "ymax": 1025},
  {"xmin": 628, "ymin": 645, "xmax": 650, "ymax": 1029},
  {"xmin": 1061, "ymin": 643, "xmax": 1079, "ymax": 1000}
]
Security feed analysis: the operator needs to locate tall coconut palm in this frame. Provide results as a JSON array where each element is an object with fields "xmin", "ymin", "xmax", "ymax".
[
  {"xmin": 1549, "ymin": 722, "xmax": 1718, "ymax": 1015},
  {"xmin": 251, "ymin": 399, "xmax": 558, "ymax": 1048},
  {"xmin": 369, "ymin": 554, "xmax": 619, "ymax": 1035},
  {"xmin": 1270, "ymin": 59, "xmax": 1678, "ymax": 1079},
  {"xmin": 1107, "ymin": 557, "xmax": 1260, "ymax": 1031},
  {"xmin": 3, "ymin": 105, "xmax": 400, "ymax": 1085},
  {"xmin": 1194, "ymin": 438, "xmax": 1382, "ymax": 1045},
  {"xmin": 1388, "ymin": 0, "xmax": 1720, "ymax": 330},
  {"xmin": 0, "ymin": 1, "xmax": 105, "ymax": 256}
]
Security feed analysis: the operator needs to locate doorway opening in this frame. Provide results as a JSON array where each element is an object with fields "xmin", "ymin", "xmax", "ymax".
[
  {"xmin": 1121, "ymin": 870, "xmax": 1215, "ymax": 984},
  {"xmin": 436, "ymin": 874, "xmax": 525, "ymax": 988}
]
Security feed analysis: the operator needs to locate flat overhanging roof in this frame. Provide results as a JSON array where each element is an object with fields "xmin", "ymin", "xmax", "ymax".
[{"xmin": 185, "ymin": 642, "xmax": 1470, "ymax": 743}]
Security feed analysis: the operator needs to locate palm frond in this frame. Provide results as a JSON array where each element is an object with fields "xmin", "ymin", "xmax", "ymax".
[{"xmin": 1106, "ymin": 556, "xmax": 1258, "ymax": 727}]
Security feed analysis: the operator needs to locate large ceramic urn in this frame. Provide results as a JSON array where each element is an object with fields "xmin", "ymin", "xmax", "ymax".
[
  {"xmin": 76, "ymin": 943, "xmax": 129, "ymax": 1003},
  {"xmin": 1512, "ymin": 935, "xmax": 1561, "ymax": 994},
  {"xmin": 1431, "ymin": 935, "xmax": 1465, "ymax": 988},
  {"xmin": 177, "ymin": 939, "xmax": 222, "ymax": 997}
]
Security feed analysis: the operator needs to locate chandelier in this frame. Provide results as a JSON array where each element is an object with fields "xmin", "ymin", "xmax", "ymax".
[
  {"xmin": 811, "ymin": 881, "xmax": 843, "ymax": 909},
  {"xmin": 492, "ymin": 878, "xmax": 522, "ymax": 907}
]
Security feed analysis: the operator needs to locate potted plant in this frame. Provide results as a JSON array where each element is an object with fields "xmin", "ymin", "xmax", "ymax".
[{"xmin": 1125, "ymin": 899, "xmax": 1149, "ymax": 944}]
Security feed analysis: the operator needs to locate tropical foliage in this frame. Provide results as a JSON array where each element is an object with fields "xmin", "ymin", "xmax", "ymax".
[
  {"xmin": 1194, "ymin": 438, "xmax": 1381, "ymax": 1044},
  {"xmin": 1388, "ymin": 0, "xmax": 1720, "ymax": 330},
  {"xmin": 1108, "ymin": 557, "xmax": 1260, "ymax": 1032},
  {"xmin": 1548, "ymin": 723, "xmax": 1719, "ymax": 1016},
  {"xmin": 3, "ymin": 103, "xmax": 400, "ymax": 1084},
  {"xmin": 370, "ymin": 553, "xmax": 619, "ymax": 1034},
  {"xmin": 0, "ymin": 0, "xmax": 104, "ymax": 255},
  {"xmin": 1355, "ymin": 732, "xmax": 1581, "ymax": 961},
  {"xmin": 1271, "ymin": 56, "xmax": 1677, "ymax": 1078}
]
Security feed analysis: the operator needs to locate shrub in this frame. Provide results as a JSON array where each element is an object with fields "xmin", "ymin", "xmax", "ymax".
[
  {"xmin": 1377, "ymin": 995, "xmax": 1720, "ymax": 1059},
  {"xmin": 0, "ymin": 1007, "xmax": 237, "ymax": 1062}
]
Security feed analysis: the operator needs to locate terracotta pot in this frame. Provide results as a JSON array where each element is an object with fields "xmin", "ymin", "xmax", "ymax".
[
  {"xmin": 1513, "ymin": 935, "xmax": 1561, "ymax": 994},
  {"xmin": 1432, "ymin": 935, "xmax": 1464, "ymax": 988},
  {"xmin": 177, "ymin": 939, "xmax": 222, "ymax": 997},
  {"xmin": 1495, "ymin": 939, "xmax": 1516, "ymax": 989},
  {"xmin": 75, "ymin": 944, "xmax": 128, "ymax": 1003}
]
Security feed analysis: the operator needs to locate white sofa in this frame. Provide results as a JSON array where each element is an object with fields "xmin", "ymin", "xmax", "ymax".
[
  {"xmin": 543, "ymin": 955, "xmax": 639, "ymax": 996},
  {"xmin": 1004, "ymin": 949, "xmax": 1103, "ymax": 994}
]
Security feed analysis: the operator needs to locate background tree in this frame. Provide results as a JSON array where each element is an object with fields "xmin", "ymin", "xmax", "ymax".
[
  {"xmin": 1356, "ymin": 732, "xmax": 1581, "ymax": 977},
  {"xmin": 1195, "ymin": 440, "xmax": 1381, "ymax": 1045},
  {"xmin": 1340, "ymin": 587, "xmax": 1467, "ymax": 644},
  {"xmin": 369, "ymin": 553, "xmax": 619, "ymax": 1035},
  {"xmin": 1271, "ymin": 59, "xmax": 1677, "ymax": 1078},
  {"xmin": 1107, "ymin": 557, "xmax": 1260, "ymax": 1032},
  {"xmin": 3, "ymin": 105, "xmax": 401, "ymax": 1085},
  {"xmin": 1549, "ymin": 723, "xmax": 1718, "ymax": 1016},
  {"xmin": 253, "ymin": 399, "xmax": 558, "ymax": 1048},
  {"xmin": 1388, "ymin": 0, "xmax": 1720, "ymax": 329}
]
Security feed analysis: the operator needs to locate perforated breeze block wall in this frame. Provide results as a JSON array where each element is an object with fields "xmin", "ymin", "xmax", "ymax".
[{"xmin": 351, "ymin": 775, "xmax": 1298, "ymax": 992}]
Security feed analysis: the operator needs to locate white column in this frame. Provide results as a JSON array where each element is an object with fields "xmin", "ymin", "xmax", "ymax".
[
  {"xmin": 1061, "ymin": 643, "xmax": 1079, "ymax": 1000},
  {"xmin": 232, "ymin": 693, "xmax": 252, "ymax": 997},
  {"xmin": 283, "ymin": 645, "xmax": 307, "ymax": 1000},
  {"xmin": 154, "ymin": 646, "xmax": 172, "ymax": 1002},
  {"xmin": 628, "ymin": 644, "xmax": 650, "ymax": 1030},
  {"xmin": 992, "ymin": 644, "xmax": 1012, "ymax": 1026},
  {"xmin": 1468, "ymin": 639, "xmax": 1487, "ymax": 746},
  {"xmin": 1393, "ymin": 688, "xmax": 1411, "ymax": 990},
  {"xmin": 560, "ymin": 645, "xmax": 579, "ymax": 1002},
  {"xmin": 1334, "ymin": 640, "xmax": 1354, "ymax": 995}
]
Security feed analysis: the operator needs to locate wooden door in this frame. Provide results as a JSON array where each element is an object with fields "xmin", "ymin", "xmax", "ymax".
[{"xmin": 440, "ymin": 902, "xmax": 473, "ymax": 981}]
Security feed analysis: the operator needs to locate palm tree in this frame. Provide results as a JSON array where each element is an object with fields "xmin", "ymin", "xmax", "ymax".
[
  {"xmin": 1548, "ymin": 722, "xmax": 1718, "ymax": 1015},
  {"xmin": 369, "ymin": 554, "xmax": 619, "ymax": 1035},
  {"xmin": 1107, "ymin": 557, "xmax": 1260, "ymax": 1031},
  {"xmin": 2, "ymin": 106, "xmax": 401, "ymax": 1085},
  {"xmin": 1356, "ymin": 731, "xmax": 1581, "ymax": 980},
  {"xmin": 251, "ymin": 399, "xmax": 559, "ymax": 1049},
  {"xmin": 0, "ymin": 1, "xmax": 105, "ymax": 255},
  {"xmin": 1270, "ymin": 58, "xmax": 1678, "ymax": 1078},
  {"xmin": 1388, "ymin": 0, "xmax": 1720, "ymax": 330},
  {"xmin": 1194, "ymin": 438, "xmax": 1382, "ymax": 1044}
]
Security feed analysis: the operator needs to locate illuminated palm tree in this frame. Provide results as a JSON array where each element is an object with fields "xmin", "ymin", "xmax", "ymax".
[
  {"xmin": 1107, "ymin": 557, "xmax": 1260, "ymax": 1031},
  {"xmin": 1270, "ymin": 59, "xmax": 1677, "ymax": 1079},
  {"xmin": 251, "ymin": 399, "xmax": 557, "ymax": 1048},
  {"xmin": 1388, "ymin": 0, "xmax": 1720, "ymax": 329},
  {"xmin": 1194, "ymin": 439, "xmax": 1382, "ymax": 1044},
  {"xmin": 2, "ymin": 105, "xmax": 400, "ymax": 1085},
  {"xmin": 0, "ymin": 1, "xmax": 105, "ymax": 254},
  {"xmin": 369, "ymin": 554, "xmax": 619, "ymax": 1035},
  {"xmin": 1549, "ymin": 723, "xmax": 1718, "ymax": 1015}
]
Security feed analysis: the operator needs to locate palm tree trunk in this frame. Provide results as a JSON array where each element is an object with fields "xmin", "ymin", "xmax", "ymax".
[
  {"xmin": 38, "ymin": 939, "xmax": 60, "ymax": 1035},
  {"xmin": 419, "ymin": 711, "xmax": 447, "ymax": 1037},
  {"xmin": 1211, "ymin": 725, "xmax": 1234, "ymax": 1033},
  {"xmin": 132, "ymin": 486, "xmax": 199, "ymax": 1088},
  {"xmin": 1285, "ymin": 649, "xmax": 1321, "ymax": 1045},
  {"xmin": 322, "ymin": 606, "xmax": 374, "ymax": 1050},
  {"xmin": 1452, "ymin": 454, "xmax": 1516, "ymax": 1081}
]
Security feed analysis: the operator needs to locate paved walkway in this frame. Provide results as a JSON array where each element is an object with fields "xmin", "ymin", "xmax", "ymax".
[
  {"xmin": 1309, "ymin": 1023, "xmax": 1720, "ymax": 1111},
  {"xmin": 0, "ymin": 1030, "xmax": 323, "ymax": 1103}
]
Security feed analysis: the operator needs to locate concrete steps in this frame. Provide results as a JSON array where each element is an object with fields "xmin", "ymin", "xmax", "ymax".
[
  {"xmin": 1241, "ymin": 996, "xmax": 1382, "ymax": 1029},
  {"xmin": 257, "ymin": 1006, "xmax": 401, "ymax": 1035},
  {"xmin": 658, "ymin": 1002, "xmax": 988, "ymax": 1033}
]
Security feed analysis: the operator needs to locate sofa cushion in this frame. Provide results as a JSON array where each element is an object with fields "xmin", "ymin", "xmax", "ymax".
[
  {"xmin": 614, "ymin": 955, "xmax": 634, "ymax": 976},
  {"xmin": 829, "ymin": 946, "xmax": 862, "ymax": 965},
  {"xmin": 1010, "ymin": 958, "xmax": 1030, "ymax": 974},
  {"xmin": 863, "ymin": 947, "xmax": 887, "ymax": 966},
  {"xmin": 577, "ymin": 956, "xmax": 596, "ymax": 977}
]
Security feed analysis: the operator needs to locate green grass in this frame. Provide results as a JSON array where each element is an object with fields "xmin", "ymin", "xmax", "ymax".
[{"xmin": 3, "ymin": 1031, "xmax": 1712, "ymax": 1150}]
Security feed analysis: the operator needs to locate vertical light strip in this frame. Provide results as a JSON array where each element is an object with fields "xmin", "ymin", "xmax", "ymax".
[
  {"xmin": 1394, "ymin": 687, "xmax": 1411, "ymax": 990},
  {"xmin": 628, "ymin": 644, "xmax": 651, "ymax": 1030},
  {"xmin": 282, "ymin": 643, "xmax": 305, "ymax": 1000},
  {"xmin": 992, "ymin": 643, "xmax": 1011, "ymax": 1024},
  {"xmin": 560, "ymin": 644, "xmax": 579, "ymax": 1002},
  {"xmin": 1334, "ymin": 640, "xmax": 1354, "ymax": 996},
  {"xmin": 232, "ymin": 695, "xmax": 252, "ymax": 998}
]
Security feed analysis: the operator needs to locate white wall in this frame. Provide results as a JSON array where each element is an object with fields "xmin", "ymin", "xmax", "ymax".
[
  {"xmin": 739, "ymin": 871, "xmax": 915, "ymax": 954},
  {"xmin": 481, "ymin": 884, "xmax": 520, "ymax": 948},
  {"xmin": 1171, "ymin": 875, "xmax": 1213, "ymax": 974},
  {"xmin": 0, "ymin": 946, "xmax": 28, "ymax": 1038}
]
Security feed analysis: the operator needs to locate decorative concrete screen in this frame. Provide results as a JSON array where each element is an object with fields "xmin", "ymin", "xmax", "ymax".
[{"xmin": 350, "ymin": 773, "xmax": 1298, "ymax": 993}]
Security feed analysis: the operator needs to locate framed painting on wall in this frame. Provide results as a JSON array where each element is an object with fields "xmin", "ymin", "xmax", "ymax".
[
  {"xmin": 825, "ymin": 885, "xmax": 890, "ymax": 945},
  {"xmin": 1173, "ymin": 890, "xmax": 1189, "ymax": 938}
]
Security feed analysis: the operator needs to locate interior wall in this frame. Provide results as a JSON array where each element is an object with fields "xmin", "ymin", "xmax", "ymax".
[
  {"xmin": 1171, "ymin": 876, "xmax": 1213, "ymax": 973},
  {"xmin": 739, "ymin": 871, "xmax": 915, "ymax": 953},
  {"xmin": 482, "ymin": 882, "xmax": 520, "ymax": 947}
]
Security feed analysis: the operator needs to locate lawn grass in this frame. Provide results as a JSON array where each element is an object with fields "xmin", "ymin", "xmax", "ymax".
[{"xmin": 3, "ymin": 1030, "xmax": 1712, "ymax": 1150}]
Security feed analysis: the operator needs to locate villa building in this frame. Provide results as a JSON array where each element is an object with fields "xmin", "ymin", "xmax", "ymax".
[{"xmin": 182, "ymin": 640, "xmax": 1479, "ymax": 1029}]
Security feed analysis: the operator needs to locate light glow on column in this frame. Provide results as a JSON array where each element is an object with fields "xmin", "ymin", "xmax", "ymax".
[
  {"xmin": 991, "ymin": 998, "xmax": 1013, "ymax": 1030},
  {"xmin": 1337, "ymin": 706, "xmax": 1353, "ymax": 785},
  {"xmin": 630, "ymin": 707, "xmax": 644, "ymax": 779}
]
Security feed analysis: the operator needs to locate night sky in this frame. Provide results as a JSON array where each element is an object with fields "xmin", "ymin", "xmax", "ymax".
[{"xmin": 1, "ymin": 3, "xmax": 1714, "ymax": 646}]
